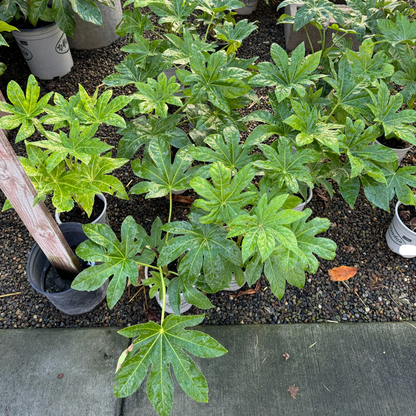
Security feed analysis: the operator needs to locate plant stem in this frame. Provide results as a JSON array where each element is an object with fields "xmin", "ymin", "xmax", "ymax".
[
  {"xmin": 304, "ymin": 26, "xmax": 315, "ymax": 54},
  {"xmin": 204, "ymin": 13, "xmax": 216, "ymax": 41},
  {"xmin": 237, "ymin": 234, "xmax": 243, "ymax": 248},
  {"xmin": 165, "ymin": 189, "xmax": 173, "ymax": 243},
  {"xmin": 159, "ymin": 266, "xmax": 166, "ymax": 324}
]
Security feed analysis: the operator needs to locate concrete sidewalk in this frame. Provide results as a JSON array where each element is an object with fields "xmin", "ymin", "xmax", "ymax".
[{"xmin": 1, "ymin": 322, "xmax": 416, "ymax": 416}]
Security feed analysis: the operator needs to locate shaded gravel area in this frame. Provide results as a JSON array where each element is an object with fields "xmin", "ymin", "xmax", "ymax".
[{"xmin": 1, "ymin": 0, "xmax": 416, "ymax": 330}]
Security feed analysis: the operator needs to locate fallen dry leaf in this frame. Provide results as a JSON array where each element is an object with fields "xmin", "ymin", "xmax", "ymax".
[
  {"xmin": 147, "ymin": 309, "xmax": 159, "ymax": 322},
  {"xmin": 315, "ymin": 188, "xmax": 329, "ymax": 201},
  {"xmin": 283, "ymin": 352, "xmax": 290, "ymax": 361},
  {"xmin": 57, "ymin": 373, "xmax": 64, "ymax": 379},
  {"xmin": 369, "ymin": 272, "xmax": 386, "ymax": 290},
  {"xmin": 343, "ymin": 246, "xmax": 355, "ymax": 254},
  {"xmin": 288, "ymin": 384, "xmax": 299, "ymax": 399},
  {"xmin": 230, "ymin": 279, "xmax": 261, "ymax": 298},
  {"xmin": 165, "ymin": 194, "xmax": 195, "ymax": 204},
  {"xmin": 328, "ymin": 266, "xmax": 358, "ymax": 281}
]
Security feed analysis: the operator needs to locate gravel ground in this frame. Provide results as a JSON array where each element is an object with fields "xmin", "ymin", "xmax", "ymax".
[{"xmin": 1, "ymin": 1, "xmax": 415, "ymax": 330}]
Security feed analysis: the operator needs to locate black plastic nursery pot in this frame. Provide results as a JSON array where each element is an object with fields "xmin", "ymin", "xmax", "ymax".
[{"xmin": 26, "ymin": 222, "xmax": 108, "ymax": 316}]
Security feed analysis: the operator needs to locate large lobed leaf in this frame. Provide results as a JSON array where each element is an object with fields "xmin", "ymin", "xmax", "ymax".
[{"xmin": 115, "ymin": 314, "xmax": 227, "ymax": 416}]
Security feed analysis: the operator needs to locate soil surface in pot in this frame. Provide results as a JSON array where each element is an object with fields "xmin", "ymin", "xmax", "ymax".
[
  {"xmin": 8, "ymin": 18, "xmax": 53, "ymax": 30},
  {"xmin": 398, "ymin": 204, "xmax": 416, "ymax": 231},
  {"xmin": 60, "ymin": 196, "xmax": 105, "ymax": 224},
  {"xmin": 377, "ymin": 135, "xmax": 411, "ymax": 149}
]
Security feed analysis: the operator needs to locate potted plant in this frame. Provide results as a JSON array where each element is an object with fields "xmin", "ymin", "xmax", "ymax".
[{"xmin": 0, "ymin": 0, "xmax": 117, "ymax": 78}]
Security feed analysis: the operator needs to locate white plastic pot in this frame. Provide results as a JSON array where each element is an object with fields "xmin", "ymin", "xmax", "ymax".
[
  {"xmin": 293, "ymin": 187, "xmax": 313, "ymax": 212},
  {"xmin": 235, "ymin": 0, "xmax": 258, "ymax": 15},
  {"xmin": 386, "ymin": 201, "xmax": 416, "ymax": 258},
  {"xmin": 55, "ymin": 194, "xmax": 108, "ymax": 225},
  {"xmin": 375, "ymin": 139, "xmax": 412, "ymax": 164},
  {"xmin": 144, "ymin": 266, "xmax": 192, "ymax": 314},
  {"xmin": 12, "ymin": 23, "xmax": 73, "ymax": 80},
  {"xmin": 68, "ymin": 0, "xmax": 123, "ymax": 50},
  {"xmin": 223, "ymin": 271, "xmax": 246, "ymax": 292}
]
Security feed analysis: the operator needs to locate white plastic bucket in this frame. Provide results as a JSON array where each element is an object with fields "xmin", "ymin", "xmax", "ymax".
[
  {"xmin": 386, "ymin": 201, "xmax": 416, "ymax": 258},
  {"xmin": 235, "ymin": 0, "xmax": 258, "ymax": 15},
  {"xmin": 293, "ymin": 187, "xmax": 313, "ymax": 212},
  {"xmin": 375, "ymin": 139, "xmax": 412, "ymax": 164},
  {"xmin": 68, "ymin": 0, "xmax": 122, "ymax": 50},
  {"xmin": 55, "ymin": 194, "xmax": 108, "ymax": 225},
  {"xmin": 223, "ymin": 271, "xmax": 246, "ymax": 292},
  {"xmin": 12, "ymin": 23, "xmax": 73, "ymax": 80},
  {"xmin": 144, "ymin": 266, "xmax": 193, "ymax": 314}
]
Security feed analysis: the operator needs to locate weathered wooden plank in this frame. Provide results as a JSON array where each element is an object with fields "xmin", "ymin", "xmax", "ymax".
[{"xmin": 0, "ymin": 128, "xmax": 82, "ymax": 278}]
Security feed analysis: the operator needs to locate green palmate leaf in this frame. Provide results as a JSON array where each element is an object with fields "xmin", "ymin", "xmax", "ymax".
[
  {"xmin": 0, "ymin": 1, "xmax": 18, "ymax": 22},
  {"xmin": 196, "ymin": 0, "xmax": 244, "ymax": 14},
  {"xmin": 0, "ymin": 21, "xmax": 17, "ymax": 40},
  {"xmin": 76, "ymin": 153, "xmax": 129, "ymax": 215},
  {"xmin": 188, "ymin": 126, "xmax": 259, "ymax": 171},
  {"xmin": 347, "ymin": 39, "xmax": 394, "ymax": 83},
  {"xmin": 30, "ymin": 122, "xmax": 112, "ymax": 172},
  {"xmin": 69, "ymin": 0, "xmax": 102, "ymax": 25},
  {"xmin": 51, "ymin": 0, "xmax": 76, "ymax": 37},
  {"xmin": 115, "ymin": 9, "xmax": 153, "ymax": 36},
  {"xmin": 367, "ymin": 82, "xmax": 416, "ymax": 146},
  {"xmin": 339, "ymin": 118, "xmax": 396, "ymax": 180},
  {"xmin": 0, "ymin": 74, "xmax": 53, "ymax": 142},
  {"xmin": 73, "ymin": 216, "xmax": 154, "ymax": 309},
  {"xmin": 159, "ymin": 212, "xmax": 242, "ymax": 291},
  {"xmin": 186, "ymin": 102, "xmax": 246, "ymax": 134},
  {"xmin": 249, "ymin": 43, "xmax": 323, "ymax": 102},
  {"xmin": 191, "ymin": 162, "xmax": 257, "ymax": 224},
  {"xmin": 103, "ymin": 55, "xmax": 167, "ymax": 88},
  {"xmin": 360, "ymin": 174, "xmax": 390, "ymax": 212},
  {"xmin": 164, "ymin": 29, "xmax": 216, "ymax": 65},
  {"xmin": 178, "ymin": 48, "xmax": 251, "ymax": 114},
  {"xmin": 227, "ymin": 193, "xmax": 306, "ymax": 263},
  {"xmin": 74, "ymin": 85, "xmax": 132, "ymax": 128},
  {"xmin": 117, "ymin": 114, "xmax": 188, "ymax": 159},
  {"xmin": 324, "ymin": 55, "xmax": 371, "ymax": 120},
  {"xmin": 215, "ymin": 19, "xmax": 257, "ymax": 54},
  {"xmin": 0, "ymin": 62, "xmax": 6, "ymax": 75},
  {"xmin": 284, "ymin": 99, "xmax": 342, "ymax": 153},
  {"xmin": 130, "ymin": 138, "xmax": 195, "ymax": 198},
  {"xmin": 115, "ymin": 315, "xmax": 227, "ymax": 415},
  {"xmin": 383, "ymin": 163, "xmax": 416, "ymax": 206},
  {"xmin": 254, "ymin": 137, "xmax": 320, "ymax": 193},
  {"xmin": 276, "ymin": 208, "xmax": 336, "ymax": 273},
  {"xmin": 277, "ymin": 0, "xmax": 346, "ymax": 31},
  {"xmin": 149, "ymin": 0, "xmax": 197, "ymax": 29},
  {"xmin": 338, "ymin": 175, "xmax": 361, "ymax": 208},
  {"xmin": 377, "ymin": 13, "xmax": 416, "ymax": 47},
  {"xmin": 20, "ymin": 143, "xmax": 97, "ymax": 213},
  {"xmin": 132, "ymin": 72, "xmax": 182, "ymax": 117},
  {"xmin": 40, "ymin": 92, "xmax": 81, "ymax": 129},
  {"xmin": 243, "ymin": 94, "xmax": 294, "ymax": 147},
  {"xmin": 391, "ymin": 51, "xmax": 416, "ymax": 106},
  {"xmin": 121, "ymin": 36, "xmax": 165, "ymax": 69}
]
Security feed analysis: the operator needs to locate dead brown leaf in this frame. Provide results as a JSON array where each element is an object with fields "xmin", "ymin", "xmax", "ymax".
[
  {"xmin": 165, "ymin": 194, "xmax": 194, "ymax": 204},
  {"xmin": 57, "ymin": 373, "xmax": 64, "ymax": 379},
  {"xmin": 230, "ymin": 279, "xmax": 261, "ymax": 298},
  {"xmin": 288, "ymin": 384, "xmax": 299, "ymax": 399},
  {"xmin": 369, "ymin": 272, "xmax": 386, "ymax": 290},
  {"xmin": 283, "ymin": 352, "xmax": 290, "ymax": 361},
  {"xmin": 315, "ymin": 188, "xmax": 329, "ymax": 201},
  {"xmin": 328, "ymin": 266, "xmax": 358, "ymax": 281},
  {"xmin": 410, "ymin": 217, "xmax": 416, "ymax": 231},
  {"xmin": 343, "ymin": 246, "xmax": 356, "ymax": 254}
]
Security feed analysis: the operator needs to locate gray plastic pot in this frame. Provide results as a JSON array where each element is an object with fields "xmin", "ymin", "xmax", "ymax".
[
  {"xmin": 235, "ymin": 0, "xmax": 258, "ymax": 14},
  {"xmin": 68, "ymin": 0, "xmax": 123, "ymax": 50},
  {"xmin": 55, "ymin": 194, "xmax": 108, "ymax": 225},
  {"xmin": 386, "ymin": 201, "xmax": 416, "ymax": 258},
  {"xmin": 27, "ymin": 222, "xmax": 108, "ymax": 315}
]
